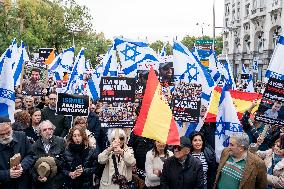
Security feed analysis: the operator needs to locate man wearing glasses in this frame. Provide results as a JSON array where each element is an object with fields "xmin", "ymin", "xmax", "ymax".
[
  {"xmin": 160, "ymin": 136, "xmax": 204, "ymax": 189},
  {"xmin": 0, "ymin": 117, "xmax": 34, "ymax": 189}
]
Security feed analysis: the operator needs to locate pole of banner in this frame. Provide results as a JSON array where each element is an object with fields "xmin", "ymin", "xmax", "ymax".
[
  {"xmin": 114, "ymin": 128, "xmax": 120, "ymax": 140},
  {"xmin": 19, "ymin": 61, "xmax": 26, "ymax": 93},
  {"xmin": 212, "ymin": 0, "xmax": 216, "ymax": 51},
  {"xmin": 180, "ymin": 122, "xmax": 187, "ymax": 137}
]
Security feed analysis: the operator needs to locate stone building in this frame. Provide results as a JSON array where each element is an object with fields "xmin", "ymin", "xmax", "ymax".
[{"xmin": 222, "ymin": 0, "xmax": 283, "ymax": 81}]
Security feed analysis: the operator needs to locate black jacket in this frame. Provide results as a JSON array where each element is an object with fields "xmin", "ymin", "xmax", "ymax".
[
  {"xmin": 0, "ymin": 131, "xmax": 35, "ymax": 189},
  {"xmin": 160, "ymin": 154, "xmax": 204, "ymax": 189},
  {"xmin": 24, "ymin": 126, "xmax": 39, "ymax": 144},
  {"xmin": 87, "ymin": 112, "xmax": 107, "ymax": 152},
  {"xmin": 41, "ymin": 107, "xmax": 71, "ymax": 137},
  {"xmin": 128, "ymin": 132, "xmax": 154, "ymax": 171},
  {"xmin": 200, "ymin": 122, "xmax": 216, "ymax": 150},
  {"xmin": 203, "ymin": 146, "xmax": 217, "ymax": 189},
  {"xmin": 62, "ymin": 144, "xmax": 99, "ymax": 189},
  {"xmin": 31, "ymin": 135, "xmax": 65, "ymax": 189}
]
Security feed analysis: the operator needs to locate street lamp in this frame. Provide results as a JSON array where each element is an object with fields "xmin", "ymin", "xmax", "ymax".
[
  {"xmin": 196, "ymin": 22, "xmax": 210, "ymax": 38},
  {"xmin": 69, "ymin": 26, "xmax": 82, "ymax": 48}
]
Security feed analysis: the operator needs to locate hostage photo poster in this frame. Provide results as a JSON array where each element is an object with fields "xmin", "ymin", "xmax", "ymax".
[
  {"xmin": 171, "ymin": 83, "xmax": 202, "ymax": 122},
  {"xmin": 99, "ymin": 77, "xmax": 137, "ymax": 128},
  {"xmin": 56, "ymin": 93, "xmax": 89, "ymax": 116},
  {"xmin": 255, "ymin": 77, "xmax": 284, "ymax": 125}
]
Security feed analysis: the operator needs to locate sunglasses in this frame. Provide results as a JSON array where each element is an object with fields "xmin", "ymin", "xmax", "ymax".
[{"xmin": 173, "ymin": 145, "xmax": 182, "ymax": 151}]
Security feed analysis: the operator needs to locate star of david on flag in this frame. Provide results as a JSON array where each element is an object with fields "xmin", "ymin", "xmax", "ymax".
[
  {"xmin": 114, "ymin": 37, "xmax": 159, "ymax": 77},
  {"xmin": 214, "ymin": 85, "xmax": 243, "ymax": 162}
]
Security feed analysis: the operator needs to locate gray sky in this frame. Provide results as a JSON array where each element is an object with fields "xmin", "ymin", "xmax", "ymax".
[{"xmin": 76, "ymin": 0, "xmax": 224, "ymax": 42}]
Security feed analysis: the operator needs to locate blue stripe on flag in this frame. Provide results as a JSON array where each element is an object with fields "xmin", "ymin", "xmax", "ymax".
[
  {"xmin": 278, "ymin": 36, "xmax": 284, "ymax": 45},
  {"xmin": 0, "ymin": 88, "xmax": 15, "ymax": 101},
  {"xmin": 88, "ymin": 79, "xmax": 99, "ymax": 100}
]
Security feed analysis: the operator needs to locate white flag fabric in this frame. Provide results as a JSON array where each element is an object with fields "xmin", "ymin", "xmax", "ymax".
[
  {"xmin": 114, "ymin": 37, "xmax": 160, "ymax": 77},
  {"xmin": 252, "ymin": 57, "xmax": 259, "ymax": 73},
  {"xmin": 215, "ymin": 85, "xmax": 243, "ymax": 162},
  {"xmin": 0, "ymin": 49, "xmax": 15, "ymax": 122},
  {"xmin": 173, "ymin": 40, "xmax": 215, "ymax": 103},
  {"xmin": 266, "ymin": 34, "xmax": 284, "ymax": 80}
]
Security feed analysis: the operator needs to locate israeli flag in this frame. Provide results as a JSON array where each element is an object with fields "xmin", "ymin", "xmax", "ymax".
[
  {"xmin": 114, "ymin": 37, "xmax": 159, "ymax": 77},
  {"xmin": 265, "ymin": 34, "xmax": 284, "ymax": 80},
  {"xmin": 252, "ymin": 57, "xmax": 259, "ymax": 73},
  {"xmin": 48, "ymin": 47, "xmax": 74, "ymax": 80},
  {"xmin": 101, "ymin": 46, "xmax": 118, "ymax": 77},
  {"xmin": 215, "ymin": 85, "xmax": 243, "ymax": 162},
  {"xmin": 222, "ymin": 57, "xmax": 236, "ymax": 89},
  {"xmin": 208, "ymin": 50, "xmax": 221, "ymax": 82},
  {"xmin": 13, "ymin": 41, "xmax": 29, "ymax": 86},
  {"xmin": 66, "ymin": 48, "xmax": 85, "ymax": 94},
  {"xmin": 241, "ymin": 63, "xmax": 248, "ymax": 74},
  {"xmin": 245, "ymin": 73, "xmax": 254, "ymax": 93},
  {"xmin": 160, "ymin": 45, "xmax": 167, "ymax": 57},
  {"xmin": 0, "ymin": 49, "xmax": 15, "ymax": 122},
  {"xmin": 173, "ymin": 40, "xmax": 215, "ymax": 103},
  {"xmin": 10, "ymin": 38, "xmax": 18, "ymax": 70}
]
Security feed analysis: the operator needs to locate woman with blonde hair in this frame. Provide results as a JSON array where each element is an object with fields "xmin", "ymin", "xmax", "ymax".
[{"xmin": 98, "ymin": 129, "xmax": 136, "ymax": 189}]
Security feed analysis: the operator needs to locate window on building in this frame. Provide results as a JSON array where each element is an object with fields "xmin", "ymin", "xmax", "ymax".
[
  {"xmin": 244, "ymin": 36, "xmax": 251, "ymax": 53},
  {"xmin": 245, "ymin": 4, "xmax": 250, "ymax": 16},
  {"xmin": 257, "ymin": 32, "xmax": 264, "ymax": 52},
  {"xmin": 272, "ymin": 26, "xmax": 282, "ymax": 49}
]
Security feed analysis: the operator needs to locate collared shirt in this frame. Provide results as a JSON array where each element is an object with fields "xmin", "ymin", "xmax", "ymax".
[{"xmin": 41, "ymin": 139, "xmax": 51, "ymax": 154}]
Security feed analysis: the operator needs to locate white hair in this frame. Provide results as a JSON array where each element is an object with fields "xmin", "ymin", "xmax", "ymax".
[
  {"xmin": 231, "ymin": 133, "xmax": 250, "ymax": 150},
  {"xmin": 108, "ymin": 128, "xmax": 126, "ymax": 143},
  {"xmin": 38, "ymin": 120, "xmax": 56, "ymax": 134}
]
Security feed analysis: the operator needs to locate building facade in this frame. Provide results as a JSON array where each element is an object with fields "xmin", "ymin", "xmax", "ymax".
[{"xmin": 223, "ymin": 0, "xmax": 283, "ymax": 81}]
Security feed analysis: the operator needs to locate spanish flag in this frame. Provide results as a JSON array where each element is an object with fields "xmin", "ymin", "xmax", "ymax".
[
  {"xmin": 44, "ymin": 49, "xmax": 55, "ymax": 65},
  {"xmin": 205, "ymin": 86, "xmax": 262, "ymax": 122},
  {"xmin": 133, "ymin": 68, "xmax": 180, "ymax": 145}
]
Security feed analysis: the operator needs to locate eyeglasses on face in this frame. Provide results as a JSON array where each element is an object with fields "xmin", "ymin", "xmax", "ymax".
[{"xmin": 173, "ymin": 145, "xmax": 182, "ymax": 151}]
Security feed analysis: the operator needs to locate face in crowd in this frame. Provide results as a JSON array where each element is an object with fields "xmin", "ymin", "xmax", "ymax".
[
  {"xmin": 31, "ymin": 110, "xmax": 41, "ymax": 125},
  {"xmin": 15, "ymin": 98, "xmax": 22, "ymax": 109},
  {"xmin": 192, "ymin": 135, "xmax": 203, "ymax": 152},
  {"xmin": 48, "ymin": 94, "xmax": 57, "ymax": 110},
  {"xmin": 72, "ymin": 129, "xmax": 83, "ymax": 144},
  {"xmin": 0, "ymin": 122, "xmax": 13, "ymax": 145},
  {"xmin": 39, "ymin": 121, "xmax": 54, "ymax": 141},
  {"xmin": 30, "ymin": 70, "xmax": 40, "ymax": 82},
  {"xmin": 173, "ymin": 145, "xmax": 190, "ymax": 160},
  {"xmin": 155, "ymin": 141, "xmax": 166, "ymax": 152},
  {"xmin": 24, "ymin": 96, "xmax": 34, "ymax": 109},
  {"xmin": 160, "ymin": 64, "xmax": 173, "ymax": 81}
]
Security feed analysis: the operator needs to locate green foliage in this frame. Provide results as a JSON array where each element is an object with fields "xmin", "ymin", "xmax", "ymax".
[{"xmin": 0, "ymin": 0, "xmax": 109, "ymax": 65}]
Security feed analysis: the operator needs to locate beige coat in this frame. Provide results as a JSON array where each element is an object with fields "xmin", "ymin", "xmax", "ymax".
[
  {"xmin": 214, "ymin": 148, "xmax": 267, "ymax": 189},
  {"xmin": 257, "ymin": 149, "xmax": 284, "ymax": 189},
  {"xmin": 98, "ymin": 145, "xmax": 136, "ymax": 189}
]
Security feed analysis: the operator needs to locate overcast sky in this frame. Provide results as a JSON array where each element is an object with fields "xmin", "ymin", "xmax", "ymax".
[{"xmin": 76, "ymin": 0, "xmax": 225, "ymax": 42}]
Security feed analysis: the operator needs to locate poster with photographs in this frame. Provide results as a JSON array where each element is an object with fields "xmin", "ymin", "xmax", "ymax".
[
  {"xmin": 159, "ymin": 62, "xmax": 174, "ymax": 86},
  {"xmin": 255, "ymin": 77, "xmax": 284, "ymax": 125},
  {"xmin": 99, "ymin": 77, "xmax": 137, "ymax": 128},
  {"xmin": 22, "ymin": 59, "xmax": 47, "ymax": 96},
  {"xmin": 171, "ymin": 83, "xmax": 202, "ymax": 122}
]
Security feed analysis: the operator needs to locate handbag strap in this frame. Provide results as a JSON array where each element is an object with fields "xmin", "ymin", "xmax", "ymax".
[{"xmin": 112, "ymin": 154, "xmax": 119, "ymax": 175}]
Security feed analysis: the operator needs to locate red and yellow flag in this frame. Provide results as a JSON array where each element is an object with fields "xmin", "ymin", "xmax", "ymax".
[
  {"xmin": 133, "ymin": 68, "xmax": 180, "ymax": 145},
  {"xmin": 205, "ymin": 86, "xmax": 262, "ymax": 122},
  {"xmin": 44, "ymin": 49, "xmax": 55, "ymax": 65}
]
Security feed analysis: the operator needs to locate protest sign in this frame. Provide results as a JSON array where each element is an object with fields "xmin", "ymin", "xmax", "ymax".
[
  {"xmin": 39, "ymin": 48, "xmax": 53, "ymax": 60},
  {"xmin": 56, "ymin": 93, "xmax": 89, "ymax": 116},
  {"xmin": 241, "ymin": 74, "xmax": 250, "ymax": 80},
  {"xmin": 255, "ymin": 77, "xmax": 284, "ymax": 125},
  {"xmin": 99, "ymin": 77, "xmax": 136, "ymax": 128},
  {"xmin": 171, "ymin": 83, "xmax": 202, "ymax": 122},
  {"xmin": 159, "ymin": 62, "xmax": 174, "ymax": 86},
  {"xmin": 21, "ymin": 61, "xmax": 47, "ymax": 96}
]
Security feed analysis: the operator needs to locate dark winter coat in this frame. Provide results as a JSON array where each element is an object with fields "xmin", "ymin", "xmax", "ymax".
[
  {"xmin": 87, "ymin": 112, "xmax": 107, "ymax": 152},
  {"xmin": 62, "ymin": 144, "xmax": 99, "ymax": 189},
  {"xmin": 202, "ymin": 146, "xmax": 217, "ymax": 189},
  {"xmin": 200, "ymin": 122, "xmax": 216, "ymax": 150},
  {"xmin": 128, "ymin": 132, "xmax": 154, "ymax": 171},
  {"xmin": 0, "ymin": 131, "xmax": 35, "ymax": 189},
  {"xmin": 160, "ymin": 154, "xmax": 204, "ymax": 189},
  {"xmin": 31, "ymin": 135, "xmax": 65, "ymax": 189},
  {"xmin": 41, "ymin": 107, "xmax": 71, "ymax": 137},
  {"xmin": 24, "ymin": 126, "xmax": 39, "ymax": 144}
]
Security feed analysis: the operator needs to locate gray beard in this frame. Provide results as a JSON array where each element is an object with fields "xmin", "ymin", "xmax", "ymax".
[
  {"xmin": 49, "ymin": 105, "xmax": 56, "ymax": 110},
  {"xmin": 0, "ymin": 131, "xmax": 13, "ymax": 145}
]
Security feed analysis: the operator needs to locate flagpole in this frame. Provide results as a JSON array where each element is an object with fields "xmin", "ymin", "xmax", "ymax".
[{"xmin": 212, "ymin": 0, "xmax": 216, "ymax": 51}]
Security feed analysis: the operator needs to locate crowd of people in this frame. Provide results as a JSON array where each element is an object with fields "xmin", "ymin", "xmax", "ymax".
[{"xmin": 1, "ymin": 86, "xmax": 284, "ymax": 189}]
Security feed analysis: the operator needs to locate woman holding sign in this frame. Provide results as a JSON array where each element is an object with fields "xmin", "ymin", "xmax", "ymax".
[{"xmin": 98, "ymin": 129, "xmax": 136, "ymax": 189}]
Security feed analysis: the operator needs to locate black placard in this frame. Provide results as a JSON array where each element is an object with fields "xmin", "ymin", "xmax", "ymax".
[
  {"xmin": 171, "ymin": 83, "xmax": 202, "ymax": 122},
  {"xmin": 255, "ymin": 78, "xmax": 284, "ymax": 125},
  {"xmin": 39, "ymin": 48, "xmax": 53, "ymax": 60},
  {"xmin": 56, "ymin": 93, "xmax": 89, "ymax": 116}
]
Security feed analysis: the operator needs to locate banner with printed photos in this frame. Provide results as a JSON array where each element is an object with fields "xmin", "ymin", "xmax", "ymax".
[
  {"xmin": 255, "ymin": 77, "xmax": 284, "ymax": 125},
  {"xmin": 56, "ymin": 93, "xmax": 89, "ymax": 116},
  {"xmin": 99, "ymin": 77, "xmax": 137, "ymax": 128},
  {"xmin": 171, "ymin": 83, "xmax": 202, "ymax": 122}
]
